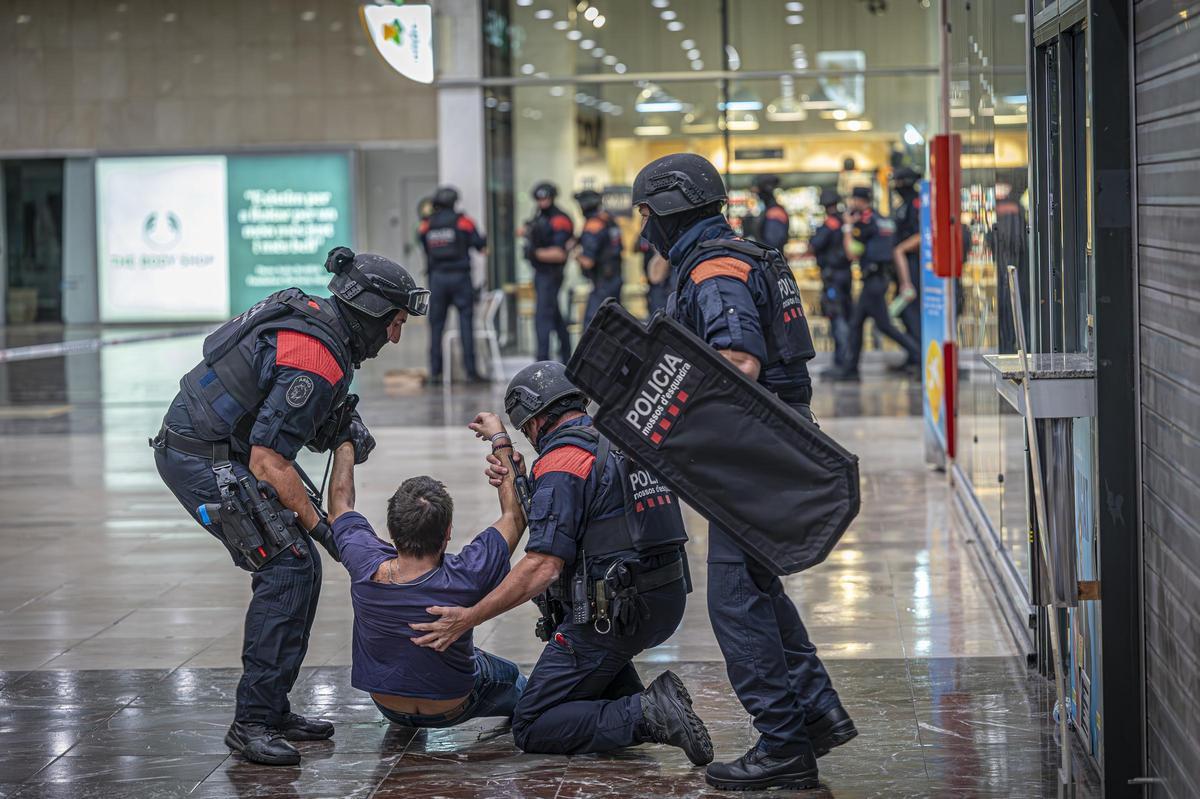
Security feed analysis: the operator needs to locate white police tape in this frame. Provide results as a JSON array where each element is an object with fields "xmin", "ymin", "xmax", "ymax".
[{"xmin": 0, "ymin": 328, "xmax": 211, "ymax": 364}]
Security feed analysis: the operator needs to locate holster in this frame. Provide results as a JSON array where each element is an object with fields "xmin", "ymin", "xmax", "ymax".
[{"xmin": 204, "ymin": 459, "xmax": 304, "ymax": 571}]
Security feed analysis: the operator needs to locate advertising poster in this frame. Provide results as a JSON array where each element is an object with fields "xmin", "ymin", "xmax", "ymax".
[
  {"xmin": 227, "ymin": 154, "xmax": 353, "ymax": 314},
  {"xmin": 919, "ymin": 179, "xmax": 949, "ymax": 466},
  {"xmin": 96, "ymin": 157, "xmax": 230, "ymax": 322},
  {"xmin": 97, "ymin": 153, "xmax": 353, "ymax": 322}
]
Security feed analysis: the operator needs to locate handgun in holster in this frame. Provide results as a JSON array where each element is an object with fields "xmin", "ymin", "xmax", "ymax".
[
  {"xmin": 200, "ymin": 464, "xmax": 303, "ymax": 571},
  {"xmin": 533, "ymin": 592, "xmax": 564, "ymax": 642}
]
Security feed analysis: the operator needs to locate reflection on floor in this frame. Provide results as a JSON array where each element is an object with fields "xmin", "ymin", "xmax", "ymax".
[{"xmin": 0, "ymin": 331, "xmax": 1099, "ymax": 797}]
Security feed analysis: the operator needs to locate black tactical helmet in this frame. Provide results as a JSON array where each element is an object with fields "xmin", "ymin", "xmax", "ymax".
[
  {"xmin": 753, "ymin": 174, "xmax": 781, "ymax": 194},
  {"xmin": 819, "ymin": 188, "xmax": 841, "ymax": 208},
  {"xmin": 851, "ymin": 186, "xmax": 873, "ymax": 201},
  {"xmin": 504, "ymin": 361, "xmax": 587, "ymax": 430},
  {"xmin": 632, "ymin": 153, "xmax": 727, "ymax": 216},
  {"xmin": 892, "ymin": 167, "xmax": 920, "ymax": 188},
  {"xmin": 574, "ymin": 189, "xmax": 603, "ymax": 215},
  {"xmin": 433, "ymin": 186, "xmax": 459, "ymax": 209},
  {"xmin": 532, "ymin": 182, "xmax": 558, "ymax": 201},
  {"xmin": 326, "ymin": 247, "xmax": 430, "ymax": 318}
]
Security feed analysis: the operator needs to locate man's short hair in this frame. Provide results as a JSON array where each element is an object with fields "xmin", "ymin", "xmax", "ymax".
[{"xmin": 387, "ymin": 476, "xmax": 453, "ymax": 558}]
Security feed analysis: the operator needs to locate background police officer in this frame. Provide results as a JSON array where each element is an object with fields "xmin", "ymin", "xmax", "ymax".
[
  {"xmin": 521, "ymin": 182, "xmax": 574, "ymax": 362},
  {"xmin": 151, "ymin": 247, "xmax": 428, "ymax": 766},
  {"xmin": 633, "ymin": 153, "xmax": 857, "ymax": 791},
  {"xmin": 809, "ymin": 188, "xmax": 854, "ymax": 376},
  {"xmin": 834, "ymin": 186, "xmax": 921, "ymax": 381},
  {"xmin": 750, "ymin": 174, "xmax": 791, "ymax": 253},
  {"xmin": 410, "ymin": 362, "xmax": 712, "ymax": 765},
  {"xmin": 420, "ymin": 186, "xmax": 487, "ymax": 383},
  {"xmin": 574, "ymin": 189, "xmax": 624, "ymax": 326},
  {"xmin": 890, "ymin": 167, "xmax": 923, "ymax": 355}
]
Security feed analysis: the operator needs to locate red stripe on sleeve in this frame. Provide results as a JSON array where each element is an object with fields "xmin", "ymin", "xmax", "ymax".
[
  {"xmin": 276, "ymin": 330, "xmax": 344, "ymax": 385},
  {"xmin": 456, "ymin": 215, "xmax": 477, "ymax": 232},
  {"xmin": 532, "ymin": 445, "xmax": 595, "ymax": 479}
]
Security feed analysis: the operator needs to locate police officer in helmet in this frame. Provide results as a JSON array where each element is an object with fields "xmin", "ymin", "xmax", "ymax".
[
  {"xmin": 749, "ymin": 174, "xmax": 791, "ymax": 253},
  {"xmin": 809, "ymin": 188, "xmax": 854, "ymax": 375},
  {"xmin": 834, "ymin": 186, "xmax": 921, "ymax": 381},
  {"xmin": 521, "ymin": 182, "xmax": 575, "ymax": 362},
  {"xmin": 633, "ymin": 153, "xmax": 857, "ymax": 791},
  {"xmin": 410, "ymin": 361, "xmax": 712, "ymax": 764},
  {"xmin": 151, "ymin": 247, "xmax": 428, "ymax": 766},
  {"xmin": 889, "ymin": 166, "xmax": 923, "ymax": 357},
  {"xmin": 419, "ymin": 186, "xmax": 488, "ymax": 382},
  {"xmin": 574, "ymin": 189, "xmax": 624, "ymax": 326}
]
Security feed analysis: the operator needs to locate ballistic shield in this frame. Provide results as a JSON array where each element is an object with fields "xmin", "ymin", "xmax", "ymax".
[{"xmin": 566, "ymin": 301, "xmax": 860, "ymax": 575}]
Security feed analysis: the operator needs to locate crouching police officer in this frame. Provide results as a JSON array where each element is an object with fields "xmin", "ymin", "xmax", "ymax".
[
  {"xmin": 420, "ymin": 186, "xmax": 487, "ymax": 382},
  {"xmin": 151, "ymin": 247, "xmax": 429, "ymax": 766},
  {"xmin": 633, "ymin": 153, "xmax": 857, "ymax": 791},
  {"xmin": 411, "ymin": 362, "xmax": 712, "ymax": 764},
  {"xmin": 575, "ymin": 189, "xmax": 624, "ymax": 326}
]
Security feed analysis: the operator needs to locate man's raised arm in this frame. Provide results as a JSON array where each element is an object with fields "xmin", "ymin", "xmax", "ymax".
[
  {"xmin": 467, "ymin": 412, "xmax": 528, "ymax": 555},
  {"xmin": 327, "ymin": 442, "xmax": 356, "ymax": 523}
]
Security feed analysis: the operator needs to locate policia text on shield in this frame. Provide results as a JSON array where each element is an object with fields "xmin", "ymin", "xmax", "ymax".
[{"xmin": 151, "ymin": 247, "xmax": 429, "ymax": 766}]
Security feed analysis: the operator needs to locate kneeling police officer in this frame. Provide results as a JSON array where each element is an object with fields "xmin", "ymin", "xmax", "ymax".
[
  {"xmin": 411, "ymin": 362, "xmax": 712, "ymax": 764},
  {"xmin": 151, "ymin": 247, "xmax": 428, "ymax": 766},
  {"xmin": 633, "ymin": 153, "xmax": 857, "ymax": 791}
]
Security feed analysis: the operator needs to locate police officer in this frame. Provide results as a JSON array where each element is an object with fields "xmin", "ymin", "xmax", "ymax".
[
  {"xmin": 575, "ymin": 189, "xmax": 624, "ymax": 326},
  {"xmin": 633, "ymin": 153, "xmax": 856, "ymax": 791},
  {"xmin": 151, "ymin": 247, "xmax": 429, "ymax": 766},
  {"xmin": 419, "ymin": 186, "xmax": 487, "ymax": 383},
  {"xmin": 750, "ymin": 174, "xmax": 791, "ymax": 253},
  {"xmin": 410, "ymin": 362, "xmax": 712, "ymax": 764},
  {"xmin": 522, "ymin": 182, "xmax": 575, "ymax": 362},
  {"xmin": 833, "ymin": 186, "xmax": 921, "ymax": 381},
  {"xmin": 809, "ymin": 188, "xmax": 854, "ymax": 376},
  {"xmin": 638, "ymin": 237, "xmax": 672, "ymax": 317},
  {"xmin": 890, "ymin": 167, "xmax": 922, "ymax": 357}
]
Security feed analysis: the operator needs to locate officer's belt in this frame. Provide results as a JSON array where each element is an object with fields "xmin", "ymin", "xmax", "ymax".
[
  {"xmin": 153, "ymin": 425, "xmax": 231, "ymax": 463},
  {"xmin": 560, "ymin": 555, "xmax": 685, "ymax": 604}
]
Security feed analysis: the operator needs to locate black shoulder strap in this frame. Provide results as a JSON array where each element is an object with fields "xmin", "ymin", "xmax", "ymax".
[{"xmin": 698, "ymin": 237, "xmax": 770, "ymax": 261}]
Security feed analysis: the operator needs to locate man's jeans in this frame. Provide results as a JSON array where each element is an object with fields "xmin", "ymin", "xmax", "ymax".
[{"xmin": 374, "ymin": 650, "xmax": 526, "ymax": 728}]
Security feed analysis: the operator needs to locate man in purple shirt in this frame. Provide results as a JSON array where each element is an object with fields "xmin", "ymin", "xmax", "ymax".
[{"xmin": 325, "ymin": 419, "xmax": 527, "ymax": 727}]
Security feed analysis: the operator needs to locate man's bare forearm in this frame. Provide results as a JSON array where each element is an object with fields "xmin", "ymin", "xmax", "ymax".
[
  {"xmin": 328, "ymin": 443, "xmax": 356, "ymax": 522},
  {"xmin": 249, "ymin": 446, "xmax": 319, "ymax": 530},
  {"xmin": 534, "ymin": 246, "xmax": 567, "ymax": 263},
  {"xmin": 492, "ymin": 448, "xmax": 527, "ymax": 553},
  {"xmin": 466, "ymin": 553, "xmax": 561, "ymax": 626}
]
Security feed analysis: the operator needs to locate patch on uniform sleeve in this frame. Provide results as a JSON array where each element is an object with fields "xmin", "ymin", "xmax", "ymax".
[
  {"xmin": 456, "ymin": 215, "xmax": 477, "ymax": 232},
  {"xmin": 766, "ymin": 206, "xmax": 789, "ymax": 223},
  {"xmin": 286, "ymin": 375, "xmax": 315, "ymax": 407},
  {"xmin": 691, "ymin": 257, "xmax": 751, "ymax": 284},
  {"xmin": 824, "ymin": 217, "xmax": 841, "ymax": 230},
  {"xmin": 551, "ymin": 215, "xmax": 573, "ymax": 233},
  {"xmin": 276, "ymin": 330, "xmax": 344, "ymax": 385},
  {"xmin": 532, "ymin": 445, "xmax": 596, "ymax": 479},
  {"xmin": 584, "ymin": 217, "xmax": 605, "ymax": 233},
  {"xmin": 418, "ymin": 219, "xmax": 430, "ymax": 234}
]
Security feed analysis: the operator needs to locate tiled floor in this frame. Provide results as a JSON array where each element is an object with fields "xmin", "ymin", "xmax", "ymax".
[{"xmin": 0, "ymin": 329, "xmax": 1099, "ymax": 796}]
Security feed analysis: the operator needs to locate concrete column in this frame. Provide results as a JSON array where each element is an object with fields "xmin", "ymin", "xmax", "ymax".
[
  {"xmin": 62, "ymin": 158, "xmax": 99, "ymax": 326},
  {"xmin": 436, "ymin": 0, "xmax": 487, "ymax": 288}
]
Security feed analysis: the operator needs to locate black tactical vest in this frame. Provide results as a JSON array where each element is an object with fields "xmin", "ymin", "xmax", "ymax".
[
  {"xmin": 424, "ymin": 209, "xmax": 471, "ymax": 269},
  {"xmin": 541, "ymin": 425, "xmax": 688, "ymax": 564},
  {"xmin": 588, "ymin": 213, "xmax": 624, "ymax": 281},
  {"xmin": 179, "ymin": 289, "xmax": 354, "ymax": 443},
  {"xmin": 678, "ymin": 238, "xmax": 817, "ymax": 368}
]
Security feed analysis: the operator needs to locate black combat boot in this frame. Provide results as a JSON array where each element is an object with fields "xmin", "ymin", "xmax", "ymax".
[
  {"xmin": 280, "ymin": 711, "xmax": 335, "ymax": 741},
  {"xmin": 637, "ymin": 670, "xmax": 714, "ymax": 766},
  {"xmin": 225, "ymin": 721, "xmax": 301, "ymax": 766},
  {"xmin": 806, "ymin": 704, "xmax": 858, "ymax": 757},
  {"xmin": 705, "ymin": 741, "xmax": 820, "ymax": 791}
]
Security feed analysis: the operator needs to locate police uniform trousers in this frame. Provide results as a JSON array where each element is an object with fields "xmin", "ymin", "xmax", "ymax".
[
  {"xmin": 153, "ymin": 425, "xmax": 321, "ymax": 728},
  {"xmin": 584, "ymin": 275, "xmax": 623, "ymax": 328},
  {"xmin": 428, "ymin": 268, "xmax": 478, "ymax": 378},
  {"xmin": 898, "ymin": 270, "xmax": 922, "ymax": 361},
  {"xmin": 533, "ymin": 264, "xmax": 572, "ymax": 363},
  {"xmin": 822, "ymin": 271, "xmax": 854, "ymax": 369},
  {"xmin": 847, "ymin": 272, "xmax": 920, "ymax": 369},
  {"xmin": 706, "ymin": 403, "xmax": 840, "ymax": 755},
  {"xmin": 512, "ymin": 580, "xmax": 686, "ymax": 754}
]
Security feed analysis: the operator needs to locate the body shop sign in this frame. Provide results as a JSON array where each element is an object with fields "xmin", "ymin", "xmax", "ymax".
[
  {"xmin": 97, "ymin": 154, "xmax": 352, "ymax": 323},
  {"xmin": 360, "ymin": 3, "xmax": 434, "ymax": 84}
]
